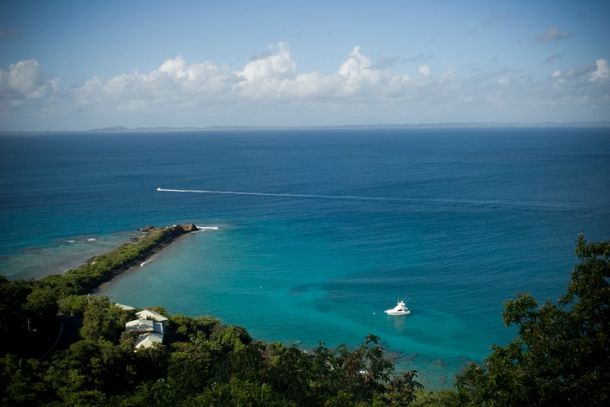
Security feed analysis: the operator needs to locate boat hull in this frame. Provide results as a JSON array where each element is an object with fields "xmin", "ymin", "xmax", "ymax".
[{"xmin": 384, "ymin": 310, "xmax": 410, "ymax": 316}]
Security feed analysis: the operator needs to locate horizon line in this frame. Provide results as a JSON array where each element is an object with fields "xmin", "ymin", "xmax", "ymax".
[{"xmin": 2, "ymin": 120, "xmax": 610, "ymax": 134}]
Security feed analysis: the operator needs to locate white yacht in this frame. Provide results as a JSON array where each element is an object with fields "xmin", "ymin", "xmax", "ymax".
[{"xmin": 384, "ymin": 300, "xmax": 411, "ymax": 316}]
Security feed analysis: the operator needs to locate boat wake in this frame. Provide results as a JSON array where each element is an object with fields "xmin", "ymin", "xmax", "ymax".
[
  {"xmin": 156, "ymin": 187, "xmax": 576, "ymax": 210},
  {"xmin": 196, "ymin": 226, "xmax": 219, "ymax": 231},
  {"xmin": 157, "ymin": 187, "xmax": 413, "ymax": 203}
]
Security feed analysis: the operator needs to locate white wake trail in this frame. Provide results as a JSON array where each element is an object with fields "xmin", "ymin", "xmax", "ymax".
[
  {"xmin": 156, "ymin": 187, "xmax": 574, "ymax": 211},
  {"xmin": 156, "ymin": 187, "xmax": 412, "ymax": 202}
]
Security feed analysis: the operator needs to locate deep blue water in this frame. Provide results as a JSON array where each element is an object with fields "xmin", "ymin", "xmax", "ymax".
[{"xmin": 1, "ymin": 128, "xmax": 609, "ymax": 387}]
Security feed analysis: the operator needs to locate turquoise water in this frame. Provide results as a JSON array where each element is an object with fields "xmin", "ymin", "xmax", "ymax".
[{"xmin": 1, "ymin": 128, "xmax": 609, "ymax": 387}]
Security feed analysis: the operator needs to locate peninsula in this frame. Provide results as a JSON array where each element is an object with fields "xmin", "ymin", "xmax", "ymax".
[{"xmin": 40, "ymin": 223, "xmax": 199, "ymax": 296}]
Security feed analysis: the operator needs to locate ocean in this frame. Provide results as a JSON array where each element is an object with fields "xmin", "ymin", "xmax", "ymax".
[{"xmin": 1, "ymin": 128, "xmax": 609, "ymax": 387}]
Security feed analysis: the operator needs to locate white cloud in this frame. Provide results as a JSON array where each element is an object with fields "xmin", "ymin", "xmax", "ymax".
[
  {"xmin": 590, "ymin": 58, "xmax": 609, "ymax": 82},
  {"xmin": 0, "ymin": 59, "xmax": 58, "ymax": 107},
  {"xmin": 418, "ymin": 65, "xmax": 431, "ymax": 77},
  {"xmin": 8, "ymin": 60, "xmax": 43, "ymax": 93},
  {"xmin": 74, "ymin": 43, "xmax": 414, "ymax": 107},
  {"xmin": 551, "ymin": 70, "xmax": 565, "ymax": 85},
  {"xmin": 2, "ymin": 45, "xmax": 610, "ymax": 129},
  {"xmin": 158, "ymin": 55, "xmax": 188, "ymax": 78},
  {"xmin": 337, "ymin": 46, "xmax": 371, "ymax": 81},
  {"xmin": 239, "ymin": 42, "xmax": 295, "ymax": 81},
  {"xmin": 5, "ymin": 59, "xmax": 57, "ymax": 99},
  {"xmin": 334, "ymin": 46, "xmax": 408, "ymax": 97}
]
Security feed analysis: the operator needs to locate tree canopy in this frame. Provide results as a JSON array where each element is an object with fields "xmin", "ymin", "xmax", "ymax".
[{"xmin": 454, "ymin": 235, "xmax": 609, "ymax": 406}]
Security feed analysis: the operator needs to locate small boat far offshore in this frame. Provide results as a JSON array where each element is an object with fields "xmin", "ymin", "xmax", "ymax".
[{"xmin": 384, "ymin": 299, "xmax": 411, "ymax": 316}]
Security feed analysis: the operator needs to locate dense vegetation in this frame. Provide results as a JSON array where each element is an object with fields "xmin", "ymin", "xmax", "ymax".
[
  {"xmin": 44, "ymin": 225, "xmax": 195, "ymax": 295},
  {"xmin": 0, "ymin": 295, "xmax": 422, "ymax": 406},
  {"xmin": 453, "ymin": 235, "xmax": 609, "ymax": 406},
  {"xmin": 0, "ymin": 225, "xmax": 193, "ymax": 357},
  {"xmin": 0, "ymin": 234, "xmax": 608, "ymax": 406}
]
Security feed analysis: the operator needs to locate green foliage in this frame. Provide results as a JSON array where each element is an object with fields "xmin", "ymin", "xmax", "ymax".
[
  {"xmin": 80, "ymin": 296, "xmax": 129, "ymax": 342},
  {"xmin": 59, "ymin": 389, "xmax": 108, "ymax": 407},
  {"xmin": 0, "ymin": 276, "xmax": 31, "ymax": 319},
  {"xmin": 0, "ymin": 277, "xmax": 32, "ymax": 355},
  {"xmin": 168, "ymin": 314, "xmax": 220, "ymax": 343},
  {"xmin": 45, "ymin": 339, "xmax": 135, "ymax": 401},
  {"xmin": 192, "ymin": 376, "xmax": 285, "ymax": 406},
  {"xmin": 61, "ymin": 226, "xmax": 189, "ymax": 294},
  {"xmin": 376, "ymin": 371, "xmax": 424, "ymax": 406},
  {"xmin": 58, "ymin": 295, "xmax": 88, "ymax": 317},
  {"xmin": 24, "ymin": 286, "xmax": 58, "ymax": 320},
  {"xmin": 115, "ymin": 380, "xmax": 176, "ymax": 407},
  {"xmin": 167, "ymin": 342, "xmax": 216, "ymax": 397},
  {"xmin": 213, "ymin": 324, "xmax": 252, "ymax": 351},
  {"xmin": 2, "ymin": 305, "xmax": 423, "ymax": 405},
  {"xmin": 0, "ymin": 276, "xmax": 61, "ymax": 357},
  {"xmin": 411, "ymin": 390, "xmax": 456, "ymax": 406},
  {"xmin": 1, "ymin": 225, "xmax": 190, "ymax": 357},
  {"xmin": 0, "ymin": 354, "xmax": 48, "ymax": 405},
  {"xmin": 145, "ymin": 306, "xmax": 169, "ymax": 317},
  {"xmin": 455, "ymin": 235, "xmax": 610, "ymax": 406}
]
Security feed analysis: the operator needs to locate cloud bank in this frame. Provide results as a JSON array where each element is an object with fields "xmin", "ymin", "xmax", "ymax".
[
  {"xmin": 0, "ymin": 43, "xmax": 609, "ymax": 129},
  {"xmin": 74, "ymin": 43, "xmax": 413, "ymax": 109}
]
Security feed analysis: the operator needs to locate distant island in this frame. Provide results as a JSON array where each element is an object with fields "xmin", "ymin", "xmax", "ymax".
[{"xmin": 2, "ymin": 121, "xmax": 610, "ymax": 135}]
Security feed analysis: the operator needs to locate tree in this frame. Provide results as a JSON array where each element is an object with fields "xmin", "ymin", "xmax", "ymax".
[
  {"xmin": 80, "ymin": 296, "xmax": 128, "ymax": 342},
  {"xmin": 455, "ymin": 236, "xmax": 610, "ymax": 406},
  {"xmin": 0, "ymin": 277, "xmax": 32, "ymax": 355},
  {"xmin": 375, "ymin": 371, "xmax": 424, "ymax": 406},
  {"xmin": 58, "ymin": 295, "xmax": 88, "ymax": 317},
  {"xmin": 212, "ymin": 325, "xmax": 252, "ymax": 351},
  {"xmin": 24, "ymin": 286, "xmax": 58, "ymax": 320},
  {"xmin": 0, "ymin": 354, "xmax": 49, "ymax": 405},
  {"xmin": 166, "ymin": 342, "xmax": 216, "ymax": 397},
  {"xmin": 191, "ymin": 376, "xmax": 285, "ymax": 407},
  {"xmin": 115, "ymin": 380, "xmax": 176, "ymax": 407},
  {"xmin": 45, "ymin": 339, "xmax": 135, "ymax": 400}
]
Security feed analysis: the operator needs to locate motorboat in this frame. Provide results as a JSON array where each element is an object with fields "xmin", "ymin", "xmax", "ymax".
[{"xmin": 384, "ymin": 300, "xmax": 410, "ymax": 316}]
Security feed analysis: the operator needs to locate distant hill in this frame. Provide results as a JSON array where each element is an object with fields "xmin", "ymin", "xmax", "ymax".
[{"xmin": 1, "ymin": 121, "xmax": 609, "ymax": 135}]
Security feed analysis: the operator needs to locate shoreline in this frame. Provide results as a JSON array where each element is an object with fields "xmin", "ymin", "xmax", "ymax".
[
  {"xmin": 87, "ymin": 224, "xmax": 200, "ymax": 290},
  {"xmin": 38, "ymin": 223, "xmax": 200, "ymax": 295},
  {"xmin": 93, "ymin": 227, "xmax": 196, "ymax": 292}
]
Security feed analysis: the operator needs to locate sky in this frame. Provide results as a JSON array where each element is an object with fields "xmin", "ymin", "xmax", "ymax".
[{"xmin": 1, "ymin": 0, "xmax": 609, "ymax": 130}]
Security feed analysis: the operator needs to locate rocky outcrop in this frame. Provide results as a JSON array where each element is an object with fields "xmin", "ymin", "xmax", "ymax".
[{"xmin": 179, "ymin": 224, "xmax": 198, "ymax": 232}]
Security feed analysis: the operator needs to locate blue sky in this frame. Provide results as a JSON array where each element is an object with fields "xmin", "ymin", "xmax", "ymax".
[{"xmin": 1, "ymin": 0, "xmax": 609, "ymax": 130}]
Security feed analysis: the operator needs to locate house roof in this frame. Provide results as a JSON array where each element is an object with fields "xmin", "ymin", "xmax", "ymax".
[
  {"xmin": 136, "ymin": 309, "xmax": 168, "ymax": 322},
  {"xmin": 135, "ymin": 332, "xmax": 164, "ymax": 349},
  {"xmin": 115, "ymin": 303, "xmax": 136, "ymax": 311},
  {"xmin": 125, "ymin": 319, "xmax": 154, "ymax": 333}
]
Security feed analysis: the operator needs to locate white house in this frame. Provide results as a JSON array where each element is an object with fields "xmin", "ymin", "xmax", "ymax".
[
  {"xmin": 125, "ymin": 319, "xmax": 164, "ymax": 334},
  {"xmin": 135, "ymin": 332, "xmax": 164, "ymax": 350},
  {"xmin": 122, "ymin": 308, "xmax": 169, "ymax": 350},
  {"xmin": 125, "ymin": 319, "xmax": 154, "ymax": 333},
  {"xmin": 136, "ymin": 309, "xmax": 169, "ymax": 325}
]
